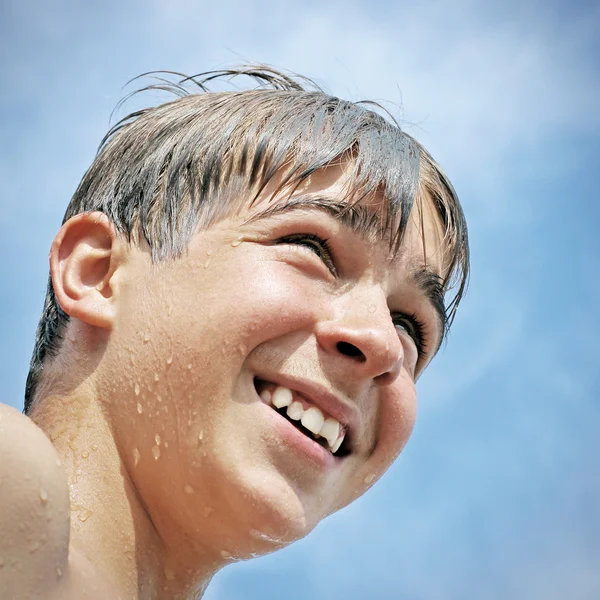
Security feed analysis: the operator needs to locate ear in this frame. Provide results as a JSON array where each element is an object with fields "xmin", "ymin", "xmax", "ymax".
[{"xmin": 50, "ymin": 212, "xmax": 124, "ymax": 330}]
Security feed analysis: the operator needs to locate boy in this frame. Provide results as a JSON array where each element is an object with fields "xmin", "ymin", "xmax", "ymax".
[{"xmin": 0, "ymin": 66, "xmax": 469, "ymax": 599}]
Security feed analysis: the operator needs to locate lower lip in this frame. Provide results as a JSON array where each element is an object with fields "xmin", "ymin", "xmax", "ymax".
[{"xmin": 256, "ymin": 395, "xmax": 339, "ymax": 470}]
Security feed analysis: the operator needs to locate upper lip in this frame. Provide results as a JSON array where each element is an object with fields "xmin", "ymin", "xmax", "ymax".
[{"xmin": 255, "ymin": 372, "xmax": 359, "ymax": 447}]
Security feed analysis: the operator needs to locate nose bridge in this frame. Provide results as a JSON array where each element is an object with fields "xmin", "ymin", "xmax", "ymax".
[{"xmin": 321, "ymin": 282, "xmax": 403, "ymax": 382}]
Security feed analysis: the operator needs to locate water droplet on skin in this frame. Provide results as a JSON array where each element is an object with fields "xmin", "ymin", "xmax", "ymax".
[
  {"xmin": 56, "ymin": 566, "xmax": 63, "ymax": 579},
  {"xmin": 230, "ymin": 236, "xmax": 243, "ymax": 247},
  {"xmin": 39, "ymin": 489, "xmax": 48, "ymax": 505},
  {"xmin": 81, "ymin": 450, "xmax": 89, "ymax": 459},
  {"xmin": 134, "ymin": 383, "xmax": 140, "ymax": 396},
  {"xmin": 364, "ymin": 474, "xmax": 376, "ymax": 484},
  {"xmin": 220, "ymin": 550, "xmax": 232, "ymax": 559},
  {"xmin": 78, "ymin": 509, "xmax": 93, "ymax": 522},
  {"xmin": 133, "ymin": 448, "xmax": 141, "ymax": 467},
  {"xmin": 167, "ymin": 303, "xmax": 173, "ymax": 316},
  {"xmin": 154, "ymin": 372, "xmax": 159, "ymax": 382},
  {"xmin": 152, "ymin": 445, "xmax": 161, "ymax": 460},
  {"xmin": 184, "ymin": 484, "xmax": 194, "ymax": 495},
  {"xmin": 203, "ymin": 257, "xmax": 211, "ymax": 268},
  {"xmin": 137, "ymin": 402, "xmax": 143, "ymax": 414},
  {"xmin": 187, "ymin": 363, "xmax": 192, "ymax": 370},
  {"xmin": 164, "ymin": 441, "xmax": 169, "ymax": 448},
  {"xmin": 198, "ymin": 430, "xmax": 204, "ymax": 443},
  {"xmin": 368, "ymin": 304, "xmax": 377, "ymax": 313},
  {"xmin": 91, "ymin": 444, "xmax": 98, "ymax": 452},
  {"xmin": 56, "ymin": 458, "xmax": 62, "ymax": 467},
  {"xmin": 154, "ymin": 434, "xmax": 161, "ymax": 446},
  {"xmin": 166, "ymin": 355, "xmax": 173, "ymax": 366},
  {"xmin": 143, "ymin": 332, "xmax": 150, "ymax": 343}
]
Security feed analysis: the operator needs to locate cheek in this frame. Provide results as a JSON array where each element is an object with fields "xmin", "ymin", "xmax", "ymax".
[
  {"xmin": 377, "ymin": 383, "xmax": 417, "ymax": 463},
  {"xmin": 116, "ymin": 254, "xmax": 324, "ymax": 420},
  {"xmin": 184, "ymin": 255, "xmax": 323, "ymax": 352}
]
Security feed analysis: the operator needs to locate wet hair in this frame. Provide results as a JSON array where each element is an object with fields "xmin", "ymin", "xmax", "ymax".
[{"xmin": 24, "ymin": 65, "xmax": 469, "ymax": 414}]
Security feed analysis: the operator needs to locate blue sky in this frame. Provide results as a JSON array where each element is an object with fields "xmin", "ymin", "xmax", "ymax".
[{"xmin": 1, "ymin": 0, "xmax": 599, "ymax": 598}]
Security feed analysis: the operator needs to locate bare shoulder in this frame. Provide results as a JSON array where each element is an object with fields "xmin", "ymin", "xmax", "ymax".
[{"xmin": 0, "ymin": 403, "xmax": 70, "ymax": 600}]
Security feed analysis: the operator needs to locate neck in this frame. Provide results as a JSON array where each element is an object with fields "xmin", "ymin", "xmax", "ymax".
[{"xmin": 30, "ymin": 391, "xmax": 217, "ymax": 599}]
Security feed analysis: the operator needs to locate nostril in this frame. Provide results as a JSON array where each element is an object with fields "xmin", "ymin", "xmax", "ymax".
[{"xmin": 336, "ymin": 341, "xmax": 366, "ymax": 362}]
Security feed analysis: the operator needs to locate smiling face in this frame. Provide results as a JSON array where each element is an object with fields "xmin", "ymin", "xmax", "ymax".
[{"xmin": 99, "ymin": 160, "xmax": 447, "ymax": 559}]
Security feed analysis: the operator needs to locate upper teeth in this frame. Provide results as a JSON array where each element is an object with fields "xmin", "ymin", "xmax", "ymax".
[{"xmin": 261, "ymin": 384, "xmax": 346, "ymax": 454}]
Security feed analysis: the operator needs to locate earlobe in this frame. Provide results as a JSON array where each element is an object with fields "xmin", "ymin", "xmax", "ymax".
[{"xmin": 50, "ymin": 212, "xmax": 123, "ymax": 330}]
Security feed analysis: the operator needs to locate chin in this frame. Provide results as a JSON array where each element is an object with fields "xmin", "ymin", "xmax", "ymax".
[{"xmin": 226, "ymin": 470, "xmax": 324, "ymax": 555}]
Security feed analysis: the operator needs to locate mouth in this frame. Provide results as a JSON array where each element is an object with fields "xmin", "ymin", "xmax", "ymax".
[{"xmin": 253, "ymin": 377, "xmax": 352, "ymax": 458}]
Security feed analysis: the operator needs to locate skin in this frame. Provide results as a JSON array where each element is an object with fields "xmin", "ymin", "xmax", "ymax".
[{"xmin": 0, "ymin": 161, "xmax": 446, "ymax": 599}]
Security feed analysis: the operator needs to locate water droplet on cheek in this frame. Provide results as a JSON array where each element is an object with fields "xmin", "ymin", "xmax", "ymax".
[
  {"xmin": 133, "ymin": 448, "xmax": 141, "ymax": 466},
  {"xmin": 81, "ymin": 450, "xmax": 89, "ymax": 459},
  {"xmin": 203, "ymin": 257, "xmax": 211, "ymax": 269},
  {"xmin": 137, "ymin": 402, "xmax": 143, "ymax": 414},
  {"xmin": 198, "ymin": 430, "xmax": 204, "ymax": 444},
  {"xmin": 364, "ymin": 474, "xmax": 376, "ymax": 484},
  {"xmin": 154, "ymin": 434, "xmax": 161, "ymax": 446},
  {"xmin": 230, "ymin": 238, "xmax": 242, "ymax": 247},
  {"xmin": 134, "ymin": 383, "xmax": 140, "ymax": 396},
  {"xmin": 154, "ymin": 372, "xmax": 160, "ymax": 382},
  {"xmin": 152, "ymin": 445, "xmax": 161, "ymax": 460},
  {"xmin": 143, "ymin": 332, "xmax": 150, "ymax": 343},
  {"xmin": 77, "ymin": 508, "xmax": 93, "ymax": 522},
  {"xmin": 39, "ymin": 489, "xmax": 48, "ymax": 505}
]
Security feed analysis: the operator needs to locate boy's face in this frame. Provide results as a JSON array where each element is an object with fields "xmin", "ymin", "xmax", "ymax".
[{"xmin": 100, "ymin": 161, "xmax": 446, "ymax": 558}]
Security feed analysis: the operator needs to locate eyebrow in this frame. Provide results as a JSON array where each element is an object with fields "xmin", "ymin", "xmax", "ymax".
[
  {"xmin": 245, "ymin": 196, "xmax": 448, "ymax": 351},
  {"xmin": 246, "ymin": 196, "xmax": 386, "ymax": 241}
]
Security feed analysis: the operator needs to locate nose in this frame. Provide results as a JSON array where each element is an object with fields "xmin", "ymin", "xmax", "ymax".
[{"xmin": 315, "ymin": 287, "xmax": 403, "ymax": 385}]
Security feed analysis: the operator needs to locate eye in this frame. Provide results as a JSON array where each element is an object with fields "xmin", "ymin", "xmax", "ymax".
[
  {"xmin": 276, "ymin": 233, "xmax": 337, "ymax": 275},
  {"xmin": 392, "ymin": 312, "xmax": 428, "ymax": 361}
]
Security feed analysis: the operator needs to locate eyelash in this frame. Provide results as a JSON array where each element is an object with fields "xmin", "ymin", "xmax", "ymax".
[
  {"xmin": 392, "ymin": 312, "xmax": 428, "ymax": 360},
  {"xmin": 276, "ymin": 233, "xmax": 337, "ymax": 275},
  {"xmin": 278, "ymin": 233, "xmax": 429, "ymax": 360}
]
